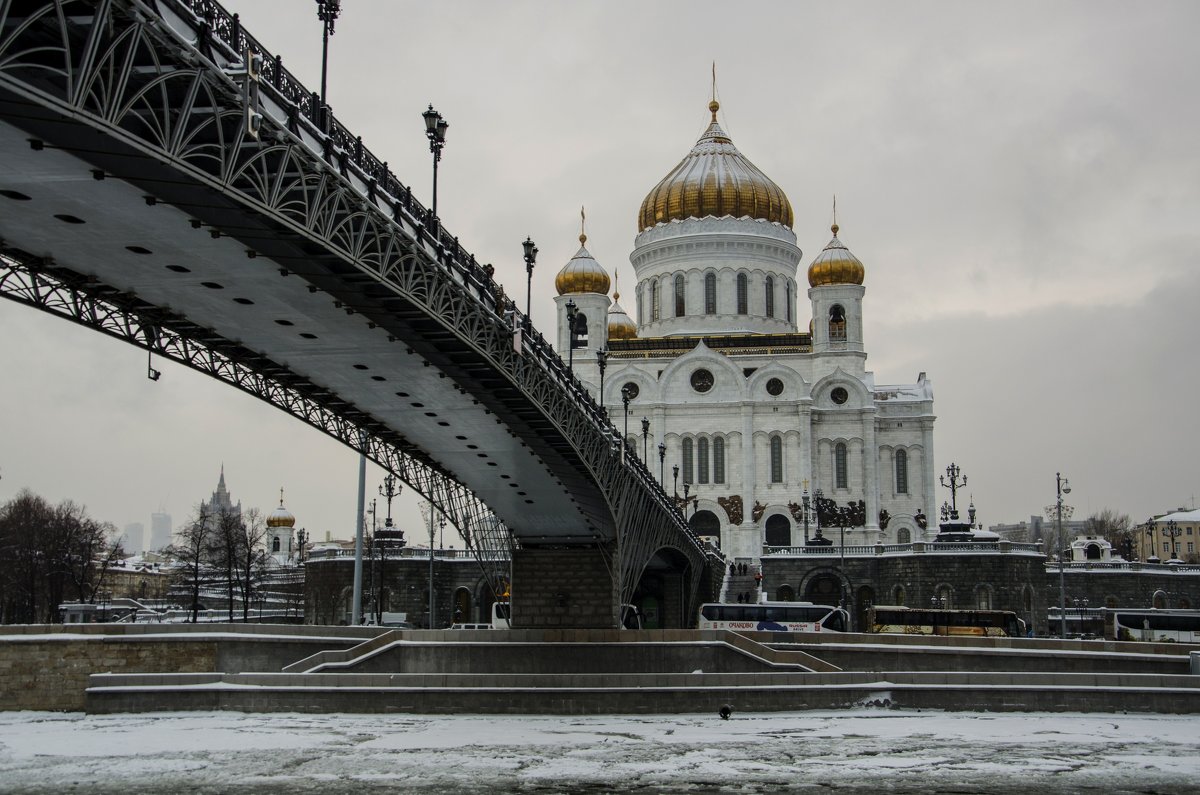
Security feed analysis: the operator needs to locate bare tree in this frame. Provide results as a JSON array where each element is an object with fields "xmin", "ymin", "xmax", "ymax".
[
  {"xmin": 167, "ymin": 503, "xmax": 214, "ymax": 623},
  {"xmin": 212, "ymin": 508, "xmax": 242, "ymax": 621},
  {"xmin": 235, "ymin": 509, "xmax": 269, "ymax": 622},
  {"xmin": 1085, "ymin": 508, "xmax": 1133, "ymax": 559}
]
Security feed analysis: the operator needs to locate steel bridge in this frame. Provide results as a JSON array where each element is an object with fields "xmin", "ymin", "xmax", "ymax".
[{"xmin": 0, "ymin": 0, "xmax": 718, "ymax": 627}]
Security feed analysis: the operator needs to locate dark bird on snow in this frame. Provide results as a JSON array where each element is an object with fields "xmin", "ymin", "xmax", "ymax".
[{"xmin": 719, "ymin": 704, "xmax": 732, "ymax": 720}]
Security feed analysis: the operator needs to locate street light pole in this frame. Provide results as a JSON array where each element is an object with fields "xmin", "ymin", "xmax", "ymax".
[
  {"xmin": 522, "ymin": 237, "xmax": 537, "ymax": 331},
  {"xmin": 422, "ymin": 105, "xmax": 448, "ymax": 230},
  {"xmin": 315, "ymin": 1, "xmax": 341, "ymax": 114},
  {"xmin": 657, "ymin": 441, "xmax": 666, "ymax": 488},
  {"xmin": 565, "ymin": 299, "xmax": 578, "ymax": 373},
  {"xmin": 1055, "ymin": 471, "xmax": 1071, "ymax": 640},
  {"xmin": 673, "ymin": 464, "xmax": 679, "ymax": 505},
  {"xmin": 1165, "ymin": 519, "xmax": 1181, "ymax": 560},
  {"xmin": 620, "ymin": 386, "xmax": 632, "ymax": 462},
  {"xmin": 641, "ymin": 417, "xmax": 650, "ymax": 462},
  {"xmin": 801, "ymin": 480, "xmax": 811, "ymax": 544},
  {"xmin": 596, "ymin": 347, "xmax": 608, "ymax": 416}
]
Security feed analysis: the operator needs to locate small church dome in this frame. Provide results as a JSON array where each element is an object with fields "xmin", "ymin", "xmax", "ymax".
[
  {"xmin": 807, "ymin": 223, "xmax": 865, "ymax": 287},
  {"xmin": 607, "ymin": 296, "xmax": 637, "ymax": 340},
  {"xmin": 554, "ymin": 233, "xmax": 611, "ymax": 295},
  {"xmin": 267, "ymin": 492, "xmax": 295, "ymax": 528}
]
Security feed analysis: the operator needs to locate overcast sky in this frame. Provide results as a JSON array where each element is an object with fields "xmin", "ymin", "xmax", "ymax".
[{"xmin": 1, "ymin": 1, "xmax": 1197, "ymax": 546}]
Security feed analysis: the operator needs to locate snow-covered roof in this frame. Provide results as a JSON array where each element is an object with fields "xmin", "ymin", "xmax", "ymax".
[{"xmin": 1158, "ymin": 508, "xmax": 1200, "ymax": 523}]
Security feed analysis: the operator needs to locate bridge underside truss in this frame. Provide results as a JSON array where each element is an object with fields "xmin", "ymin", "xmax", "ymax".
[{"xmin": 0, "ymin": 0, "xmax": 715, "ymax": 619}]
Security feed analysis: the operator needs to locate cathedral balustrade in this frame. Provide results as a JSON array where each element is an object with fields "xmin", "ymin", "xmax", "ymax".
[
  {"xmin": 763, "ymin": 541, "xmax": 1046, "ymax": 557},
  {"xmin": 1048, "ymin": 560, "xmax": 1200, "ymax": 574}
]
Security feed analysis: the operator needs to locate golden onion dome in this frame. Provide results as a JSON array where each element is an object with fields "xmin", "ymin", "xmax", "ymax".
[
  {"xmin": 607, "ymin": 291, "xmax": 638, "ymax": 340},
  {"xmin": 807, "ymin": 223, "xmax": 865, "ymax": 287},
  {"xmin": 554, "ymin": 232, "xmax": 612, "ymax": 295},
  {"xmin": 267, "ymin": 493, "xmax": 296, "ymax": 528},
  {"xmin": 638, "ymin": 100, "xmax": 793, "ymax": 232}
]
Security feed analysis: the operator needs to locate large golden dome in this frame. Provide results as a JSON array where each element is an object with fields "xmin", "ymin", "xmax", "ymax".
[
  {"xmin": 554, "ymin": 233, "xmax": 611, "ymax": 295},
  {"xmin": 638, "ymin": 100, "xmax": 793, "ymax": 232},
  {"xmin": 807, "ymin": 223, "xmax": 865, "ymax": 287}
]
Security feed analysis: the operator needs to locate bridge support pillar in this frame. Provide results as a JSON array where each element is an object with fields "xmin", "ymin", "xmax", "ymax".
[{"xmin": 512, "ymin": 545, "xmax": 618, "ymax": 629}]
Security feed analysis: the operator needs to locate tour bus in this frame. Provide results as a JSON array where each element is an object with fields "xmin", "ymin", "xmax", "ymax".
[
  {"xmin": 697, "ymin": 602, "xmax": 849, "ymax": 633},
  {"xmin": 1105, "ymin": 609, "xmax": 1200, "ymax": 642},
  {"xmin": 867, "ymin": 605, "xmax": 1025, "ymax": 638}
]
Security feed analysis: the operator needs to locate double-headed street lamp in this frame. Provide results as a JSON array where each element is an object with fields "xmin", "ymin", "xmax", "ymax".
[
  {"xmin": 565, "ymin": 300, "xmax": 578, "ymax": 372},
  {"xmin": 1164, "ymin": 519, "xmax": 1181, "ymax": 560},
  {"xmin": 315, "ymin": 0, "xmax": 341, "ymax": 113},
  {"xmin": 1055, "ymin": 472, "xmax": 1071, "ymax": 639},
  {"xmin": 522, "ymin": 237, "xmax": 537, "ymax": 330},
  {"xmin": 422, "ymin": 105, "xmax": 448, "ymax": 230}
]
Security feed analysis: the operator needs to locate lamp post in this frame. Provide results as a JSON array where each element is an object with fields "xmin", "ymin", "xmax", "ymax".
[
  {"xmin": 801, "ymin": 480, "xmax": 812, "ymax": 544},
  {"xmin": 379, "ymin": 473, "xmax": 400, "ymax": 529},
  {"xmin": 1073, "ymin": 597, "xmax": 1090, "ymax": 638},
  {"xmin": 813, "ymin": 488, "xmax": 826, "ymax": 544},
  {"xmin": 641, "ymin": 417, "xmax": 650, "ymax": 462},
  {"xmin": 620, "ymin": 385, "xmax": 632, "ymax": 462},
  {"xmin": 683, "ymin": 483, "xmax": 693, "ymax": 521},
  {"xmin": 522, "ymin": 237, "xmax": 537, "ymax": 331},
  {"xmin": 1164, "ymin": 519, "xmax": 1181, "ymax": 560},
  {"xmin": 673, "ymin": 464, "xmax": 679, "ymax": 503},
  {"xmin": 596, "ymin": 347, "xmax": 608, "ymax": 416},
  {"xmin": 315, "ymin": 0, "xmax": 341, "ymax": 113},
  {"xmin": 657, "ymin": 441, "xmax": 666, "ymax": 488},
  {"xmin": 422, "ymin": 104, "xmax": 448, "ymax": 230},
  {"xmin": 1144, "ymin": 518, "xmax": 1161, "ymax": 563},
  {"xmin": 565, "ymin": 299, "xmax": 578, "ymax": 373},
  {"xmin": 296, "ymin": 527, "xmax": 307, "ymax": 564},
  {"xmin": 1055, "ymin": 472, "xmax": 1071, "ymax": 639}
]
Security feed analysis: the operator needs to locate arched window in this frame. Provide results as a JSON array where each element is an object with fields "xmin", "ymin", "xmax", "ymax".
[
  {"xmin": 975, "ymin": 586, "xmax": 993, "ymax": 610},
  {"xmin": 765, "ymin": 514, "xmax": 791, "ymax": 546},
  {"xmin": 835, "ymin": 442, "xmax": 848, "ymax": 489},
  {"xmin": 775, "ymin": 584, "xmax": 795, "ymax": 602},
  {"xmin": 637, "ymin": 283, "xmax": 644, "ymax": 324},
  {"xmin": 785, "ymin": 281, "xmax": 792, "ymax": 323},
  {"xmin": 765, "ymin": 276, "xmax": 775, "ymax": 318},
  {"xmin": 271, "ymin": 536, "xmax": 280, "ymax": 552},
  {"xmin": 895, "ymin": 449, "xmax": 909, "ymax": 494},
  {"xmin": 704, "ymin": 273, "xmax": 716, "ymax": 314},
  {"xmin": 697, "ymin": 437, "xmax": 709, "ymax": 484},
  {"xmin": 571, "ymin": 312, "xmax": 588, "ymax": 348},
  {"xmin": 651, "ymin": 280, "xmax": 660, "ymax": 321},
  {"xmin": 682, "ymin": 437, "xmax": 694, "ymax": 484},
  {"xmin": 892, "ymin": 585, "xmax": 906, "ymax": 606},
  {"xmin": 674, "ymin": 274, "xmax": 686, "ymax": 317},
  {"xmin": 769, "ymin": 435, "xmax": 783, "ymax": 483},
  {"xmin": 829, "ymin": 304, "xmax": 846, "ymax": 340},
  {"xmin": 736, "ymin": 273, "xmax": 748, "ymax": 315},
  {"xmin": 713, "ymin": 437, "xmax": 725, "ymax": 484}
]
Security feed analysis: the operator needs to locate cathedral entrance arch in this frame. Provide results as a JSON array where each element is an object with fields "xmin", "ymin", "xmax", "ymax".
[
  {"xmin": 689, "ymin": 510, "xmax": 721, "ymax": 545},
  {"xmin": 453, "ymin": 588, "xmax": 472, "ymax": 625},
  {"xmin": 765, "ymin": 514, "xmax": 791, "ymax": 547},
  {"xmin": 804, "ymin": 573, "xmax": 843, "ymax": 606}
]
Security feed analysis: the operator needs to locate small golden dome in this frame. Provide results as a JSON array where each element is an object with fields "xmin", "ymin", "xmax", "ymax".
[
  {"xmin": 607, "ymin": 291, "xmax": 638, "ymax": 340},
  {"xmin": 267, "ymin": 489, "xmax": 296, "ymax": 528},
  {"xmin": 638, "ymin": 100, "xmax": 793, "ymax": 232},
  {"xmin": 554, "ymin": 242, "xmax": 611, "ymax": 295},
  {"xmin": 807, "ymin": 223, "xmax": 865, "ymax": 287}
]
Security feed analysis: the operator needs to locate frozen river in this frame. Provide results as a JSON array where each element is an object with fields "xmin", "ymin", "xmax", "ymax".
[{"xmin": 0, "ymin": 709, "xmax": 1197, "ymax": 793}]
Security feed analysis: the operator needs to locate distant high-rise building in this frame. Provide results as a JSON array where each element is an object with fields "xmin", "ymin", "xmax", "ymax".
[
  {"xmin": 121, "ymin": 522, "xmax": 145, "ymax": 554},
  {"xmin": 150, "ymin": 511, "xmax": 172, "ymax": 551}
]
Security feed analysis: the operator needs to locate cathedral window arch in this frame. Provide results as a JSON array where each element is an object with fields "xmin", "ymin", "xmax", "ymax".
[
  {"xmin": 829, "ymin": 304, "xmax": 847, "ymax": 341},
  {"xmin": 571, "ymin": 312, "xmax": 588, "ymax": 348},
  {"xmin": 704, "ymin": 272, "xmax": 717, "ymax": 315},
  {"xmin": 637, "ymin": 283, "xmax": 644, "ymax": 324},
  {"xmin": 736, "ymin": 273, "xmax": 748, "ymax": 315},
  {"xmin": 713, "ymin": 437, "xmax": 725, "ymax": 484},
  {"xmin": 272, "ymin": 536, "xmax": 281, "ymax": 553},
  {"xmin": 785, "ymin": 281, "xmax": 793, "ymax": 323},
  {"xmin": 682, "ymin": 437, "xmax": 694, "ymax": 484},
  {"xmin": 651, "ymin": 279, "xmax": 660, "ymax": 321},
  {"xmin": 769, "ymin": 435, "xmax": 783, "ymax": 483},
  {"xmin": 674, "ymin": 274, "xmax": 686, "ymax": 317},
  {"xmin": 697, "ymin": 437, "xmax": 709, "ymax": 483},
  {"xmin": 834, "ymin": 442, "xmax": 848, "ymax": 489},
  {"xmin": 765, "ymin": 276, "xmax": 775, "ymax": 318},
  {"xmin": 895, "ymin": 449, "xmax": 909, "ymax": 495}
]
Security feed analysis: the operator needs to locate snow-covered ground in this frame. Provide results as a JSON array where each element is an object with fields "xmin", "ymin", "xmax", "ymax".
[{"xmin": 0, "ymin": 709, "xmax": 1196, "ymax": 793}]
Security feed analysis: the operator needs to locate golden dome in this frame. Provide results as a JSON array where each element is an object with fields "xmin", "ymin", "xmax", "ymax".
[
  {"xmin": 267, "ymin": 490, "xmax": 296, "ymax": 528},
  {"xmin": 607, "ymin": 292, "xmax": 637, "ymax": 341},
  {"xmin": 554, "ymin": 233, "xmax": 611, "ymax": 295},
  {"xmin": 638, "ymin": 100, "xmax": 793, "ymax": 232},
  {"xmin": 807, "ymin": 223, "xmax": 865, "ymax": 287}
]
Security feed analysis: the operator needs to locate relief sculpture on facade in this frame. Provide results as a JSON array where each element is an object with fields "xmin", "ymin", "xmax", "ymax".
[{"xmin": 718, "ymin": 495, "xmax": 743, "ymax": 525}]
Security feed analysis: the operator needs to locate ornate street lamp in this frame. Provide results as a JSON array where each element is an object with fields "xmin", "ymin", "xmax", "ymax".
[
  {"xmin": 657, "ymin": 441, "xmax": 666, "ymax": 488},
  {"xmin": 801, "ymin": 480, "xmax": 812, "ymax": 544},
  {"xmin": 1055, "ymin": 472, "xmax": 1071, "ymax": 639},
  {"xmin": 1164, "ymin": 519, "xmax": 1181, "ymax": 560},
  {"xmin": 565, "ymin": 299, "xmax": 578, "ymax": 373},
  {"xmin": 296, "ymin": 527, "xmax": 307, "ymax": 564},
  {"xmin": 620, "ymin": 385, "xmax": 632, "ymax": 462},
  {"xmin": 595, "ymin": 347, "xmax": 608, "ymax": 416},
  {"xmin": 522, "ymin": 237, "xmax": 537, "ymax": 331},
  {"xmin": 379, "ymin": 473, "xmax": 401, "ymax": 529},
  {"xmin": 315, "ymin": 1, "xmax": 341, "ymax": 113},
  {"xmin": 641, "ymin": 417, "xmax": 650, "ymax": 462},
  {"xmin": 422, "ymin": 104, "xmax": 448, "ymax": 230},
  {"xmin": 673, "ymin": 464, "xmax": 679, "ymax": 503},
  {"xmin": 1144, "ymin": 518, "xmax": 1161, "ymax": 563}
]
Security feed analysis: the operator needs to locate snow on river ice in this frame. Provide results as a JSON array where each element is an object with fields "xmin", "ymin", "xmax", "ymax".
[{"xmin": 0, "ymin": 709, "xmax": 1196, "ymax": 793}]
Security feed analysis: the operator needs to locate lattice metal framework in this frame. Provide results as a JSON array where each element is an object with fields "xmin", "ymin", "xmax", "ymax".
[{"xmin": 0, "ymin": 0, "xmax": 716, "ymax": 617}]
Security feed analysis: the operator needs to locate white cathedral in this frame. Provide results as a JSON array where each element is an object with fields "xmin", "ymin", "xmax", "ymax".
[{"xmin": 555, "ymin": 99, "xmax": 936, "ymax": 562}]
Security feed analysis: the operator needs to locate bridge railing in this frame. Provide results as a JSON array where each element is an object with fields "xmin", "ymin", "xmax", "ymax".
[{"xmin": 168, "ymin": 0, "xmax": 703, "ymax": 552}]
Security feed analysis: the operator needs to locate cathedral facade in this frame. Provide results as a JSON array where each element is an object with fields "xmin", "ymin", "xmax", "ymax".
[{"xmin": 556, "ymin": 100, "xmax": 936, "ymax": 563}]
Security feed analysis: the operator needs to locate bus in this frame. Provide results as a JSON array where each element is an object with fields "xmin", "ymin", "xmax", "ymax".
[
  {"xmin": 1105, "ymin": 609, "xmax": 1200, "ymax": 642},
  {"xmin": 867, "ymin": 605, "xmax": 1025, "ymax": 638},
  {"xmin": 697, "ymin": 602, "xmax": 849, "ymax": 632}
]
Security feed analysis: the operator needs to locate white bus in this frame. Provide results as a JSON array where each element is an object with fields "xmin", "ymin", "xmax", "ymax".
[{"xmin": 697, "ymin": 602, "xmax": 849, "ymax": 633}]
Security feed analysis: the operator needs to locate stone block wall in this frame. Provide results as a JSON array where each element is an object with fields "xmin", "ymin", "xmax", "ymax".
[{"xmin": 512, "ymin": 546, "xmax": 615, "ymax": 628}]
